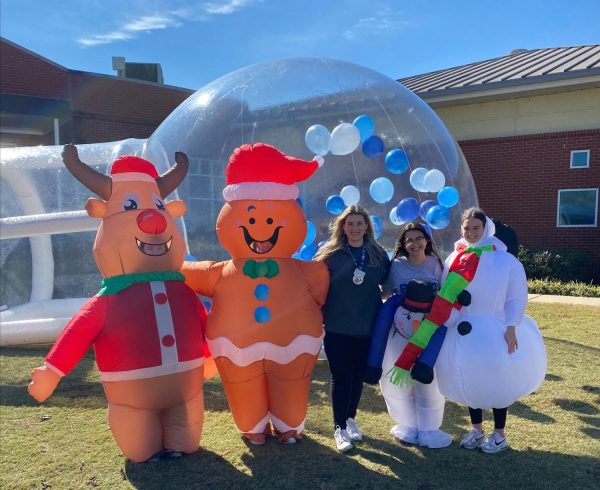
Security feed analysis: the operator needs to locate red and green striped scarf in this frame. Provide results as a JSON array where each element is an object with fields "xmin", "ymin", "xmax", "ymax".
[{"xmin": 389, "ymin": 243, "xmax": 495, "ymax": 386}]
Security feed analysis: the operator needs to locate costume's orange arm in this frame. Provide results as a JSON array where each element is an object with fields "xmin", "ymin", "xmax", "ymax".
[
  {"xmin": 182, "ymin": 260, "xmax": 223, "ymax": 297},
  {"xmin": 298, "ymin": 260, "xmax": 330, "ymax": 306}
]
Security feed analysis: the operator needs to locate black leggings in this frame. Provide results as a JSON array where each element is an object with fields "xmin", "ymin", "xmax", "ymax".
[
  {"xmin": 468, "ymin": 407, "xmax": 508, "ymax": 430},
  {"xmin": 323, "ymin": 331, "xmax": 371, "ymax": 430}
]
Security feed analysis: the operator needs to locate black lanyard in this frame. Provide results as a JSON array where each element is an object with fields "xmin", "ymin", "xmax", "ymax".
[{"xmin": 346, "ymin": 245, "xmax": 367, "ymax": 271}]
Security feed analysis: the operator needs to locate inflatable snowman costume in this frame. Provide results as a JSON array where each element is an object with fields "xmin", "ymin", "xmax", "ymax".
[
  {"xmin": 380, "ymin": 281, "xmax": 452, "ymax": 448},
  {"xmin": 436, "ymin": 219, "xmax": 547, "ymax": 409}
]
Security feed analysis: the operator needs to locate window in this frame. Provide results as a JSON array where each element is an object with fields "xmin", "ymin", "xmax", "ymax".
[
  {"xmin": 557, "ymin": 188, "xmax": 598, "ymax": 227},
  {"xmin": 570, "ymin": 150, "xmax": 590, "ymax": 169}
]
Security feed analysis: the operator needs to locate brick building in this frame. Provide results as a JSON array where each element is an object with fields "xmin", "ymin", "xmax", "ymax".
[
  {"xmin": 400, "ymin": 46, "xmax": 600, "ymax": 279},
  {"xmin": 2, "ymin": 38, "xmax": 598, "ymax": 278},
  {"xmin": 0, "ymin": 37, "xmax": 193, "ymax": 148}
]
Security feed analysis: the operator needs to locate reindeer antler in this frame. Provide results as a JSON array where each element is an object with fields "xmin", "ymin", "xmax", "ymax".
[
  {"xmin": 62, "ymin": 144, "xmax": 112, "ymax": 200},
  {"xmin": 156, "ymin": 152, "xmax": 189, "ymax": 198}
]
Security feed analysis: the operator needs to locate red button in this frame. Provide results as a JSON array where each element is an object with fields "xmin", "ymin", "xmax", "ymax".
[
  {"xmin": 155, "ymin": 293, "xmax": 168, "ymax": 304},
  {"xmin": 162, "ymin": 335, "xmax": 175, "ymax": 347}
]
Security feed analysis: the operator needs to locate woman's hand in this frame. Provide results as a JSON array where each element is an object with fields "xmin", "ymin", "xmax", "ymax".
[{"xmin": 504, "ymin": 325, "xmax": 518, "ymax": 354}]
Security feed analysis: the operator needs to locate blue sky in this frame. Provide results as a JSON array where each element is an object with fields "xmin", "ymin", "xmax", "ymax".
[{"xmin": 2, "ymin": 0, "xmax": 599, "ymax": 90}]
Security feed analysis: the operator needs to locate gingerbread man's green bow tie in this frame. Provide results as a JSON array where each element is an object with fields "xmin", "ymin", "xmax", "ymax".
[{"xmin": 242, "ymin": 259, "xmax": 280, "ymax": 279}]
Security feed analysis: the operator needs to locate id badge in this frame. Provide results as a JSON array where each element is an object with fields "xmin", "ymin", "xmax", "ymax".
[{"xmin": 352, "ymin": 268, "xmax": 366, "ymax": 285}]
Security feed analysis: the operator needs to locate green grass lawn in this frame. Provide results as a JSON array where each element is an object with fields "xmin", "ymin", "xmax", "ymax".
[{"xmin": 2, "ymin": 303, "xmax": 599, "ymax": 489}]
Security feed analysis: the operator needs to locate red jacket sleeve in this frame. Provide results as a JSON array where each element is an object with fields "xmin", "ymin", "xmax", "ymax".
[{"xmin": 45, "ymin": 296, "xmax": 107, "ymax": 376}]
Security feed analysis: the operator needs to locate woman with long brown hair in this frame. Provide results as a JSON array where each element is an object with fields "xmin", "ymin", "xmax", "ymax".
[{"xmin": 314, "ymin": 205, "xmax": 390, "ymax": 452}]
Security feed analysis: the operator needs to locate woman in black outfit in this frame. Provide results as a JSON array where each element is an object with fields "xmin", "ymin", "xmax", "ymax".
[{"xmin": 314, "ymin": 205, "xmax": 389, "ymax": 452}]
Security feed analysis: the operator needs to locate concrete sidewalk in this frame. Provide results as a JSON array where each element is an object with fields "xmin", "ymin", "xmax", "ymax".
[{"xmin": 528, "ymin": 294, "xmax": 600, "ymax": 307}]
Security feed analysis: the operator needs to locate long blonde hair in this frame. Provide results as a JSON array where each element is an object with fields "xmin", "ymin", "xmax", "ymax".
[{"xmin": 314, "ymin": 205, "xmax": 386, "ymax": 266}]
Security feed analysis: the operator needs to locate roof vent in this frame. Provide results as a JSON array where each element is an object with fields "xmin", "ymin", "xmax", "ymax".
[
  {"xmin": 509, "ymin": 49, "xmax": 529, "ymax": 55},
  {"xmin": 112, "ymin": 56, "xmax": 164, "ymax": 84}
]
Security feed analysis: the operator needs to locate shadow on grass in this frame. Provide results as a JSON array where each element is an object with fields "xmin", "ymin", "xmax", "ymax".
[
  {"xmin": 122, "ymin": 436, "xmax": 600, "ymax": 489},
  {"xmin": 545, "ymin": 373, "xmax": 563, "ymax": 382},
  {"xmin": 582, "ymin": 385, "xmax": 600, "ymax": 395},
  {"xmin": 125, "ymin": 448, "xmax": 253, "ymax": 489},
  {"xmin": 554, "ymin": 399, "xmax": 599, "ymax": 415}
]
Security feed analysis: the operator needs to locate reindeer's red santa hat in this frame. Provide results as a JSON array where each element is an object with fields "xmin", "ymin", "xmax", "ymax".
[{"xmin": 110, "ymin": 156, "xmax": 159, "ymax": 183}]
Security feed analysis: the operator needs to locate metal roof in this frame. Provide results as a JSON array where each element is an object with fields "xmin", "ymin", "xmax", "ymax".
[{"xmin": 399, "ymin": 45, "xmax": 600, "ymax": 97}]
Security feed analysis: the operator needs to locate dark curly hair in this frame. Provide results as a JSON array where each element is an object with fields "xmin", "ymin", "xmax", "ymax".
[{"xmin": 391, "ymin": 222, "xmax": 442, "ymax": 266}]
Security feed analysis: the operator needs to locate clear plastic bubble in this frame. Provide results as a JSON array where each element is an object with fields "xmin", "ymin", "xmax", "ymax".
[{"xmin": 1, "ymin": 58, "xmax": 479, "ymax": 319}]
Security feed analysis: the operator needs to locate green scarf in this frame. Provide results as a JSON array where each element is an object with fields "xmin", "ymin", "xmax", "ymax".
[{"xmin": 98, "ymin": 271, "xmax": 185, "ymax": 296}]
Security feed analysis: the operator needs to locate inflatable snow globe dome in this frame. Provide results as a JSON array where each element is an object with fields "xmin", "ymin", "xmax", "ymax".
[{"xmin": 143, "ymin": 57, "xmax": 478, "ymax": 260}]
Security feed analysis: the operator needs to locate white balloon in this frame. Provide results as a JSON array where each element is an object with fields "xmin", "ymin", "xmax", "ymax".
[
  {"xmin": 409, "ymin": 167, "xmax": 429, "ymax": 192},
  {"xmin": 329, "ymin": 123, "xmax": 361, "ymax": 155},
  {"xmin": 423, "ymin": 169, "xmax": 446, "ymax": 193},
  {"xmin": 340, "ymin": 185, "xmax": 360, "ymax": 205}
]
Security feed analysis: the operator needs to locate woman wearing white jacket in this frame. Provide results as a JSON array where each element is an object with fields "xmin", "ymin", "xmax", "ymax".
[{"xmin": 435, "ymin": 207, "xmax": 547, "ymax": 453}]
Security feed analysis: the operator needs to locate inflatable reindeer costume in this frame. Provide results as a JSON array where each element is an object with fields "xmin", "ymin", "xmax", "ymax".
[{"xmin": 28, "ymin": 145, "xmax": 209, "ymax": 463}]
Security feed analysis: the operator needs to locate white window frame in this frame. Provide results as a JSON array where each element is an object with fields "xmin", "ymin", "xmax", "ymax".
[
  {"xmin": 570, "ymin": 149, "xmax": 590, "ymax": 169},
  {"xmin": 556, "ymin": 188, "xmax": 598, "ymax": 228}
]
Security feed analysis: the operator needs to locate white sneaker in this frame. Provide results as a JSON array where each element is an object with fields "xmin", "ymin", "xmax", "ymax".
[
  {"xmin": 480, "ymin": 432, "xmax": 509, "ymax": 454},
  {"xmin": 418, "ymin": 429, "xmax": 452, "ymax": 448},
  {"xmin": 334, "ymin": 426, "xmax": 353, "ymax": 452},
  {"xmin": 459, "ymin": 429, "xmax": 485, "ymax": 450},
  {"xmin": 390, "ymin": 425, "xmax": 418, "ymax": 445},
  {"xmin": 346, "ymin": 418, "xmax": 363, "ymax": 441}
]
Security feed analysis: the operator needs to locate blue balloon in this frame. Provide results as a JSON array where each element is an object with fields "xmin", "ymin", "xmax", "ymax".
[
  {"xmin": 203, "ymin": 300, "xmax": 212, "ymax": 312},
  {"xmin": 426, "ymin": 205, "xmax": 451, "ymax": 229},
  {"xmin": 362, "ymin": 135, "xmax": 384, "ymax": 158},
  {"xmin": 185, "ymin": 254, "xmax": 197, "ymax": 262},
  {"xmin": 420, "ymin": 200, "xmax": 436, "ymax": 220},
  {"xmin": 370, "ymin": 215, "xmax": 383, "ymax": 239},
  {"xmin": 437, "ymin": 186, "xmax": 460, "ymax": 207},
  {"xmin": 389, "ymin": 206, "xmax": 401, "ymax": 225},
  {"xmin": 296, "ymin": 197, "xmax": 303, "ymax": 208},
  {"xmin": 317, "ymin": 240, "xmax": 327, "ymax": 249},
  {"xmin": 304, "ymin": 220, "xmax": 316, "ymax": 245},
  {"xmin": 300, "ymin": 243, "xmax": 318, "ymax": 260},
  {"xmin": 254, "ymin": 306, "xmax": 271, "ymax": 323},
  {"xmin": 369, "ymin": 177, "xmax": 394, "ymax": 203},
  {"xmin": 305, "ymin": 124, "xmax": 331, "ymax": 155},
  {"xmin": 385, "ymin": 149, "xmax": 409, "ymax": 174},
  {"xmin": 326, "ymin": 195, "xmax": 346, "ymax": 215},
  {"xmin": 396, "ymin": 197, "xmax": 420, "ymax": 222},
  {"xmin": 353, "ymin": 114, "xmax": 375, "ymax": 141}
]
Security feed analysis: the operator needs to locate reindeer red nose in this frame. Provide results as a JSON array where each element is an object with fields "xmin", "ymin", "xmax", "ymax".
[{"xmin": 136, "ymin": 209, "xmax": 167, "ymax": 234}]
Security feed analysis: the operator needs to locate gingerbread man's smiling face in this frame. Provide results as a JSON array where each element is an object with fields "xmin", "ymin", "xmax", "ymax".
[{"xmin": 216, "ymin": 200, "xmax": 306, "ymax": 259}]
